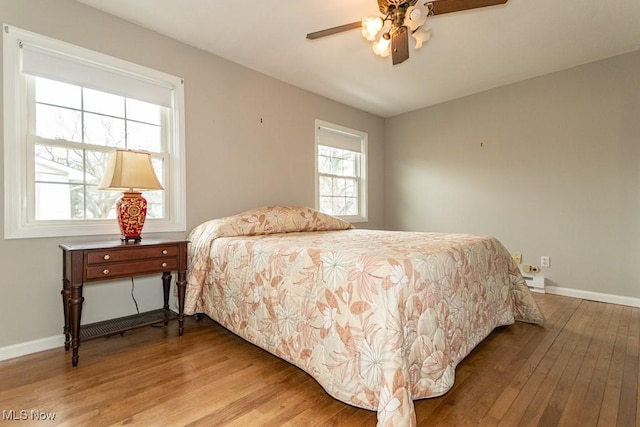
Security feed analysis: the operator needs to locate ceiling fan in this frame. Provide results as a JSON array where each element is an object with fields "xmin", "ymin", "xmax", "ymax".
[{"xmin": 307, "ymin": 0, "xmax": 508, "ymax": 65}]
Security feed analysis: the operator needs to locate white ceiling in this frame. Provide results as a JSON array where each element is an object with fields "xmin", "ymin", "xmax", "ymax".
[{"xmin": 75, "ymin": 0, "xmax": 640, "ymax": 118}]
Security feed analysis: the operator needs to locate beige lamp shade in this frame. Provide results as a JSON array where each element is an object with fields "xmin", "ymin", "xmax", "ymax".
[{"xmin": 97, "ymin": 149, "xmax": 164, "ymax": 192}]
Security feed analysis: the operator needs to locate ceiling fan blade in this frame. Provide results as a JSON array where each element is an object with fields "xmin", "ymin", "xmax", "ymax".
[
  {"xmin": 430, "ymin": 0, "xmax": 508, "ymax": 16},
  {"xmin": 391, "ymin": 27, "xmax": 410, "ymax": 65},
  {"xmin": 306, "ymin": 21, "xmax": 362, "ymax": 40}
]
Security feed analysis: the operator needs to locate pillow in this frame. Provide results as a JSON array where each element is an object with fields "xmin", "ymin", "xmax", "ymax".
[{"xmin": 192, "ymin": 205, "xmax": 353, "ymax": 240}]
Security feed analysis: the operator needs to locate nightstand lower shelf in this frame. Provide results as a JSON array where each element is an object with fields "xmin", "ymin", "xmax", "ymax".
[{"xmin": 80, "ymin": 308, "xmax": 178, "ymax": 341}]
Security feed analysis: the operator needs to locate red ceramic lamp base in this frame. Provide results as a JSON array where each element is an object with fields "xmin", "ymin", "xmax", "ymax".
[{"xmin": 116, "ymin": 191, "xmax": 148, "ymax": 242}]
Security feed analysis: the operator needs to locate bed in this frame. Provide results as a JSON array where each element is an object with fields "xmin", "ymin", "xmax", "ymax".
[{"xmin": 185, "ymin": 205, "xmax": 544, "ymax": 426}]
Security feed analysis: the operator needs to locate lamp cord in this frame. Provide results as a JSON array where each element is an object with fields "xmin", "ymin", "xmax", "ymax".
[{"xmin": 131, "ymin": 277, "xmax": 140, "ymax": 315}]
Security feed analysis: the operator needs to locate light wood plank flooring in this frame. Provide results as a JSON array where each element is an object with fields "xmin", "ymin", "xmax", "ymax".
[{"xmin": 0, "ymin": 293, "xmax": 638, "ymax": 426}]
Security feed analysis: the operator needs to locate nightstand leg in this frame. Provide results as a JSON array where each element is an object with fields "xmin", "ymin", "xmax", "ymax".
[
  {"xmin": 70, "ymin": 284, "xmax": 84, "ymax": 367},
  {"xmin": 162, "ymin": 271, "xmax": 172, "ymax": 325},
  {"xmin": 61, "ymin": 279, "xmax": 71, "ymax": 351},
  {"xmin": 177, "ymin": 270, "xmax": 186, "ymax": 336},
  {"xmin": 162, "ymin": 272, "xmax": 172, "ymax": 309}
]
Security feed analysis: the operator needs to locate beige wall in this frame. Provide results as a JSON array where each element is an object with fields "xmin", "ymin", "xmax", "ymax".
[
  {"xmin": 0, "ymin": 0, "xmax": 385, "ymax": 347},
  {"xmin": 385, "ymin": 50, "xmax": 640, "ymax": 299}
]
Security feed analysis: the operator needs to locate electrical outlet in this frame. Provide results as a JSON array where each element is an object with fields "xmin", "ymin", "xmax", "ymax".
[
  {"xmin": 513, "ymin": 253, "xmax": 522, "ymax": 264},
  {"xmin": 541, "ymin": 256, "xmax": 550, "ymax": 268}
]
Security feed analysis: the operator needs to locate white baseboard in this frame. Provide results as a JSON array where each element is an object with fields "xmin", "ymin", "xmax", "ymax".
[
  {"xmin": 0, "ymin": 335, "xmax": 64, "ymax": 362},
  {"xmin": 545, "ymin": 285, "xmax": 640, "ymax": 308}
]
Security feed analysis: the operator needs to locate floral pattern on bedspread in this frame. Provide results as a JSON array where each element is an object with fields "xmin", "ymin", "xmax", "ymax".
[{"xmin": 186, "ymin": 219, "xmax": 544, "ymax": 427}]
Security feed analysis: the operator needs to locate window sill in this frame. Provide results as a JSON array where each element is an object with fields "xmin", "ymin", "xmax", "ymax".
[
  {"xmin": 4, "ymin": 219, "xmax": 186, "ymax": 240},
  {"xmin": 337, "ymin": 215, "xmax": 368, "ymax": 224}
]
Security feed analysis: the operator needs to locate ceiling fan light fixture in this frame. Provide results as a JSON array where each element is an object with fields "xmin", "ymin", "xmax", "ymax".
[
  {"xmin": 306, "ymin": 0, "xmax": 509, "ymax": 65},
  {"xmin": 412, "ymin": 27, "xmax": 431, "ymax": 49},
  {"xmin": 405, "ymin": 1, "xmax": 431, "ymax": 30},
  {"xmin": 361, "ymin": 16, "xmax": 384, "ymax": 41},
  {"xmin": 372, "ymin": 33, "xmax": 391, "ymax": 57},
  {"xmin": 369, "ymin": 0, "xmax": 429, "ymax": 63}
]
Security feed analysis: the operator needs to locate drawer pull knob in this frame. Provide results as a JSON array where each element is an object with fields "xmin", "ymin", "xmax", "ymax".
[
  {"xmin": 162, "ymin": 249, "xmax": 168, "ymax": 255},
  {"xmin": 103, "ymin": 269, "xmax": 110, "ymax": 275},
  {"xmin": 103, "ymin": 254, "xmax": 110, "ymax": 260},
  {"xmin": 161, "ymin": 262, "xmax": 168, "ymax": 268}
]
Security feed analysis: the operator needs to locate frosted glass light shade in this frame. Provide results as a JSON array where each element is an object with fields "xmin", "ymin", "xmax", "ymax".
[
  {"xmin": 372, "ymin": 34, "xmax": 391, "ymax": 57},
  {"xmin": 361, "ymin": 17, "xmax": 383, "ymax": 41},
  {"xmin": 412, "ymin": 28, "xmax": 431, "ymax": 49}
]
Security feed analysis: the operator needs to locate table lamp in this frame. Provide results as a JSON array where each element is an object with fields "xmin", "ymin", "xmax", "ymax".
[{"xmin": 98, "ymin": 149, "xmax": 164, "ymax": 242}]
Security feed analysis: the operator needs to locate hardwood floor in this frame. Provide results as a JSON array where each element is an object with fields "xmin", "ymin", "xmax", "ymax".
[{"xmin": 0, "ymin": 293, "xmax": 638, "ymax": 426}]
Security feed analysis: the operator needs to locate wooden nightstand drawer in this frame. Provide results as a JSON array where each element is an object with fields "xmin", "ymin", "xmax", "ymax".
[
  {"xmin": 86, "ymin": 258, "xmax": 179, "ymax": 280},
  {"xmin": 86, "ymin": 245, "xmax": 178, "ymax": 264}
]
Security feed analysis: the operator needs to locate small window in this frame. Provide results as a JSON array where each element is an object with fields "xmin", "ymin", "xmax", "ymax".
[
  {"xmin": 3, "ymin": 25, "xmax": 186, "ymax": 239},
  {"xmin": 315, "ymin": 120, "xmax": 367, "ymax": 223}
]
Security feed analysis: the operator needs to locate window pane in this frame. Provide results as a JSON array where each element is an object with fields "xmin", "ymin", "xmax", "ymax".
[
  {"xmin": 319, "ymin": 196, "xmax": 333, "ymax": 214},
  {"xmin": 35, "ymin": 182, "xmax": 78, "ymax": 220},
  {"xmin": 318, "ymin": 145, "xmax": 357, "ymax": 178},
  {"xmin": 84, "ymin": 112, "xmax": 125, "ymax": 147},
  {"xmin": 68, "ymin": 184, "xmax": 85, "ymax": 219},
  {"xmin": 36, "ymin": 104, "xmax": 82, "ymax": 142},
  {"xmin": 331, "ymin": 178, "xmax": 358, "ymax": 197},
  {"xmin": 144, "ymin": 190, "xmax": 163, "ymax": 218},
  {"xmin": 83, "ymin": 88, "xmax": 125, "ymax": 117},
  {"xmin": 35, "ymin": 146, "xmax": 84, "ymax": 220},
  {"xmin": 344, "ymin": 197, "xmax": 358, "ymax": 215},
  {"xmin": 318, "ymin": 145, "xmax": 332, "ymax": 157},
  {"xmin": 84, "ymin": 150, "xmax": 108, "ymax": 185},
  {"xmin": 332, "ymin": 197, "xmax": 346, "ymax": 216},
  {"xmin": 146, "ymin": 157, "xmax": 164, "ymax": 218},
  {"xmin": 151, "ymin": 157, "xmax": 164, "ymax": 186},
  {"xmin": 333, "ymin": 177, "xmax": 347, "ymax": 196},
  {"xmin": 318, "ymin": 154, "xmax": 332, "ymax": 174},
  {"xmin": 34, "ymin": 183, "xmax": 90, "ymax": 220},
  {"xmin": 127, "ymin": 121, "xmax": 161, "ymax": 152},
  {"xmin": 344, "ymin": 179, "xmax": 358, "ymax": 197},
  {"xmin": 35, "ymin": 77, "xmax": 81, "ymax": 109},
  {"xmin": 126, "ymin": 98, "xmax": 161, "ymax": 125},
  {"xmin": 35, "ymin": 145, "xmax": 84, "ymax": 182},
  {"xmin": 85, "ymin": 185, "xmax": 119, "ymax": 219},
  {"xmin": 342, "ymin": 157, "xmax": 356, "ymax": 177},
  {"xmin": 335, "ymin": 153, "xmax": 356, "ymax": 177},
  {"xmin": 330, "ymin": 157, "xmax": 343, "ymax": 175},
  {"xmin": 319, "ymin": 176, "xmax": 332, "ymax": 196}
]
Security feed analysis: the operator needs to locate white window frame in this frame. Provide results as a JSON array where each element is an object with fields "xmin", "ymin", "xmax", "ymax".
[
  {"xmin": 315, "ymin": 119, "xmax": 368, "ymax": 223},
  {"xmin": 3, "ymin": 25, "xmax": 186, "ymax": 239}
]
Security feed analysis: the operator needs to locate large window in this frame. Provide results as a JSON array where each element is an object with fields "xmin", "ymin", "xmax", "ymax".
[
  {"xmin": 315, "ymin": 120, "xmax": 367, "ymax": 223},
  {"xmin": 3, "ymin": 25, "xmax": 186, "ymax": 239}
]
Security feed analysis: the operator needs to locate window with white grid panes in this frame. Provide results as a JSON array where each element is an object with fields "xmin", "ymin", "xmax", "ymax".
[
  {"xmin": 315, "ymin": 120, "xmax": 367, "ymax": 223},
  {"xmin": 3, "ymin": 25, "xmax": 186, "ymax": 238}
]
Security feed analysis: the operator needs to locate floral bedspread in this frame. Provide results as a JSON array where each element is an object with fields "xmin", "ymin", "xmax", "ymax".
[{"xmin": 185, "ymin": 206, "xmax": 544, "ymax": 426}]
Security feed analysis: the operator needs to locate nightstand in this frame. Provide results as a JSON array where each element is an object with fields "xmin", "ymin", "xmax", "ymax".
[{"xmin": 59, "ymin": 239, "xmax": 189, "ymax": 367}]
